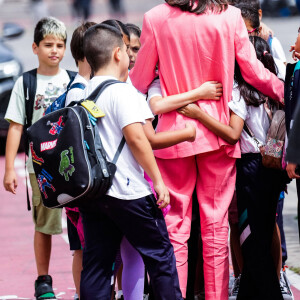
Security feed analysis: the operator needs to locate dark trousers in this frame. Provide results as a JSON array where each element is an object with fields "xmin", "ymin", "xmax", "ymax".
[
  {"xmin": 276, "ymin": 194, "xmax": 288, "ymax": 265},
  {"xmin": 80, "ymin": 194, "xmax": 182, "ymax": 300},
  {"xmin": 236, "ymin": 154, "xmax": 288, "ymax": 300},
  {"xmin": 297, "ymin": 179, "xmax": 300, "ymax": 242}
]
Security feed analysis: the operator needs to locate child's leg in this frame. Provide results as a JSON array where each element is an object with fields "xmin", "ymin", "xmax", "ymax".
[
  {"xmin": 235, "ymin": 154, "xmax": 283, "ymax": 300},
  {"xmin": 73, "ymin": 250, "xmax": 83, "ymax": 296},
  {"xmin": 229, "ymin": 192, "xmax": 243, "ymax": 277},
  {"xmin": 156, "ymin": 156, "xmax": 197, "ymax": 298},
  {"xmin": 80, "ymin": 207, "xmax": 122, "ymax": 300},
  {"xmin": 271, "ymin": 224, "xmax": 282, "ymax": 279},
  {"xmin": 195, "ymin": 149, "xmax": 236, "ymax": 300},
  {"xmin": 102, "ymin": 195, "xmax": 183, "ymax": 300},
  {"xmin": 67, "ymin": 217, "xmax": 83, "ymax": 296},
  {"xmin": 120, "ymin": 237, "xmax": 144, "ymax": 300},
  {"xmin": 229, "ymin": 224, "xmax": 243, "ymax": 277},
  {"xmin": 30, "ymin": 174, "xmax": 62, "ymax": 276}
]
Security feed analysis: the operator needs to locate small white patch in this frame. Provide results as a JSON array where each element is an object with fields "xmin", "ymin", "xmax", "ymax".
[
  {"xmin": 240, "ymin": 225, "xmax": 251, "ymax": 246},
  {"xmin": 57, "ymin": 193, "xmax": 74, "ymax": 204}
]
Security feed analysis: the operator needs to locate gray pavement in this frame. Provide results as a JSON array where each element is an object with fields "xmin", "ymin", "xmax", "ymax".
[{"xmin": 1, "ymin": 0, "xmax": 300, "ymax": 275}]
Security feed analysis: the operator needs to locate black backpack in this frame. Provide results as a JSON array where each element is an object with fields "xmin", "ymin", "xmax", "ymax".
[
  {"xmin": 27, "ymin": 79, "xmax": 125, "ymax": 208},
  {"xmin": 23, "ymin": 68, "xmax": 76, "ymax": 155}
]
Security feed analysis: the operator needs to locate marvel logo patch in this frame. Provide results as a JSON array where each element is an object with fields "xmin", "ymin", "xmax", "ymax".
[{"xmin": 41, "ymin": 139, "xmax": 58, "ymax": 152}]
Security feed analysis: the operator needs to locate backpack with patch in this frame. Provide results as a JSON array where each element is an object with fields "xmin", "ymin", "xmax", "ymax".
[
  {"xmin": 23, "ymin": 69, "xmax": 76, "ymax": 155},
  {"xmin": 261, "ymin": 109, "xmax": 286, "ymax": 170},
  {"xmin": 244, "ymin": 100, "xmax": 286, "ymax": 170},
  {"xmin": 44, "ymin": 79, "xmax": 85, "ymax": 115},
  {"xmin": 26, "ymin": 79, "xmax": 125, "ymax": 208}
]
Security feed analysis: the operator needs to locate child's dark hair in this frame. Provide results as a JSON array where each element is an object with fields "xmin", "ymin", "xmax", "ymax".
[
  {"xmin": 234, "ymin": 3, "xmax": 260, "ymax": 32},
  {"xmin": 71, "ymin": 22, "xmax": 96, "ymax": 67},
  {"xmin": 34, "ymin": 17, "xmax": 67, "ymax": 46},
  {"xmin": 83, "ymin": 24, "xmax": 124, "ymax": 73},
  {"xmin": 165, "ymin": 0, "xmax": 228, "ymax": 14},
  {"xmin": 101, "ymin": 19, "xmax": 130, "ymax": 41},
  {"xmin": 126, "ymin": 23, "xmax": 141, "ymax": 38},
  {"xmin": 231, "ymin": 0, "xmax": 260, "ymax": 10},
  {"xmin": 234, "ymin": 36, "xmax": 278, "ymax": 107}
]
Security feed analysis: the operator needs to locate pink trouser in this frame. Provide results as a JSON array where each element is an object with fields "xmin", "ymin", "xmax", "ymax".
[{"xmin": 156, "ymin": 149, "xmax": 236, "ymax": 300}]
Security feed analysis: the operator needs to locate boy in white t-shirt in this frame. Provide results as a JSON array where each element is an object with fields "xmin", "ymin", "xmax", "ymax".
[
  {"xmin": 3, "ymin": 17, "xmax": 70, "ymax": 300},
  {"xmin": 64, "ymin": 21, "xmax": 96, "ymax": 300},
  {"xmin": 80, "ymin": 23, "xmax": 183, "ymax": 300}
]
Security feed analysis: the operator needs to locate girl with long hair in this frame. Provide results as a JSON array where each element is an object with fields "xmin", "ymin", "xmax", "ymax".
[{"xmin": 178, "ymin": 36, "xmax": 289, "ymax": 300}]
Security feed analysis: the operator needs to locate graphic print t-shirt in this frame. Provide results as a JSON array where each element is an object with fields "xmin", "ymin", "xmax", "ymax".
[{"xmin": 5, "ymin": 69, "xmax": 70, "ymax": 173}]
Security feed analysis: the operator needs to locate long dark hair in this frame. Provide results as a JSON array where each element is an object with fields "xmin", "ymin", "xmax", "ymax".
[
  {"xmin": 165, "ymin": 0, "xmax": 228, "ymax": 14},
  {"xmin": 234, "ymin": 36, "xmax": 278, "ymax": 107}
]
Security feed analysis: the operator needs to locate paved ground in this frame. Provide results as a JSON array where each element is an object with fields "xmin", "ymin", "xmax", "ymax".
[{"xmin": 0, "ymin": 0, "xmax": 300, "ymax": 299}]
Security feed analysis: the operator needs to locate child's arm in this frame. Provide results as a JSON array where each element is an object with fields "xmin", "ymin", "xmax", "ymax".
[
  {"xmin": 143, "ymin": 120, "xmax": 196, "ymax": 150},
  {"xmin": 149, "ymin": 81, "xmax": 222, "ymax": 115},
  {"xmin": 177, "ymin": 103, "xmax": 244, "ymax": 145},
  {"xmin": 3, "ymin": 122, "xmax": 23, "ymax": 194},
  {"xmin": 122, "ymin": 122, "xmax": 169, "ymax": 208}
]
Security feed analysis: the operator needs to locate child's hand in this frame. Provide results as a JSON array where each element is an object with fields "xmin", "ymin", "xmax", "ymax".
[
  {"xmin": 178, "ymin": 103, "xmax": 201, "ymax": 119},
  {"xmin": 286, "ymin": 163, "xmax": 300, "ymax": 179},
  {"xmin": 197, "ymin": 81, "xmax": 222, "ymax": 100},
  {"xmin": 290, "ymin": 45, "xmax": 300, "ymax": 61},
  {"xmin": 154, "ymin": 181, "xmax": 170, "ymax": 209},
  {"xmin": 3, "ymin": 169, "xmax": 18, "ymax": 194},
  {"xmin": 184, "ymin": 122, "xmax": 196, "ymax": 142}
]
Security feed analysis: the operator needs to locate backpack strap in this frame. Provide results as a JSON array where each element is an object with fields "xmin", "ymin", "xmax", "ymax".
[
  {"xmin": 66, "ymin": 70, "xmax": 77, "ymax": 80},
  {"xmin": 70, "ymin": 82, "xmax": 86, "ymax": 90},
  {"xmin": 86, "ymin": 79, "xmax": 122, "ymax": 102},
  {"xmin": 86, "ymin": 79, "xmax": 126, "ymax": 164},
  {"xmin": 112, "ymin": 137, "xmax": 126, "ymax": 164},
  {"xmin": 23, "ymin": 68, "xmax": 37, "ymax": 129}
]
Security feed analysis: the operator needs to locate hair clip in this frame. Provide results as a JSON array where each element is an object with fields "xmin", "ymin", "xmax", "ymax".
[{"xmin": 263, "ymin": 51, "xmax": 269, "ymax": 56}]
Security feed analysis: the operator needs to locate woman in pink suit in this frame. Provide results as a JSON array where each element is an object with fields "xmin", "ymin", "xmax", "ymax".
[{"xmin": 130, "ymin": 1, "xmax": 284, "ymax": 299}]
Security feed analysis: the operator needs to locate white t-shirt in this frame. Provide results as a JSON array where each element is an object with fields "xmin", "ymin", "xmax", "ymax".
[
  {"xmin": 147, "ymin": 78, "xmax": 162, "ymax": 102},
  {"xmin": 5, "ymin": 69, "xmax": 70, "ymax": 173},
  {"xmin": 84, "ymin": 75, "xmax": 153, "ymax": 200},
  {"xmin": 274, "ymin": 57, "xmax": 286, "ymax": 81},
  {"xmin": 270, "ymin": 37, "xmax": 286, "ymax": 80},
  {"xmin": 270, "ymin": 37, "xmax": 287, "ymax": 64},
  {"xmin": 128, "ymin": 75, "xmax": 153, "ymax": 120},
  {"xmin": 65, "ymin": 74, "xmax": 88, "ymax": 106},
  {"xmin": 228, "ymin": 85, "xmax": 270, "ymax": 154}
]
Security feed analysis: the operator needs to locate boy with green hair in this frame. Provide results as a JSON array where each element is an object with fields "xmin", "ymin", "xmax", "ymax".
[{"xmin": 3, "ymin": 17, "xmax": 72, "ymax": 300}]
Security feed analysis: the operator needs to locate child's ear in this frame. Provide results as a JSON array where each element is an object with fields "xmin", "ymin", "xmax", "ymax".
[
  {"xmin": 32, "ymin": 42, "xmax": 38, "ymax": 55},
  {"xmin": 258, "ymin": 9, "xmax": 262, "ymax": 21},
  {"xmin": 113, "ymin": 47, "xmax": 121, "ymax": 62}
]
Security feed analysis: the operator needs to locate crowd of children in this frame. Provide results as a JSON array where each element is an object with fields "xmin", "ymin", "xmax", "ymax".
[{"xmin": 2, "ymin": 0, "xmax": 300, "ymax": 300}]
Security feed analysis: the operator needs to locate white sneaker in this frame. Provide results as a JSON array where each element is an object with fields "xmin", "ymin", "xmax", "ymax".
[
  {"xmin": 280, "ymin": 268, "xmax": 294, "ymax": 300},
  {"xmin": 228, "ymin": 275, "xmax": 241, "ymax": 300}
]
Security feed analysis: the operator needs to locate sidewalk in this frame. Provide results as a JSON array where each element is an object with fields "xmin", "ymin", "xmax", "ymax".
[
  {"xmin": 0, "ymin": 153, "xmax": 74, "ymax": 300},
  {"xmin": 1, "ymin": 154, "xmax": 300, "ymax": 299}
]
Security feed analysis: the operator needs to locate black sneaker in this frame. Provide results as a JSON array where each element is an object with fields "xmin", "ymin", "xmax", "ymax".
[{"xmin": 34, "ymin": 275, "xmax": 56, "ymax": 300}]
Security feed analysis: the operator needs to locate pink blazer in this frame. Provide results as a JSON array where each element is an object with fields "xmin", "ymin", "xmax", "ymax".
[{"xmin": 130, "ymin": 4, "xmax": 284, "ymax": 159}]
